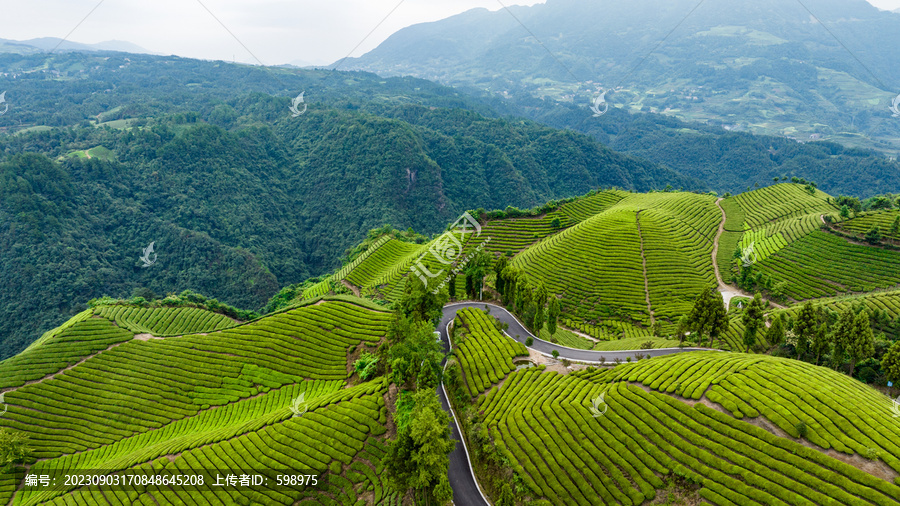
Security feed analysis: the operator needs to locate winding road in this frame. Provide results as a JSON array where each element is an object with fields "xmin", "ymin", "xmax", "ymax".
[
  {"xmin": 436, "ymin": 302, "xmax": 716, "ymax": 506},
  {"xmin": 434, "ymin": 199, "xmax": 758, "ymax": 504}
]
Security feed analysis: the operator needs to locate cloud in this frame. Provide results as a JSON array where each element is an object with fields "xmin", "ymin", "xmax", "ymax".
[{"xmin": 6, "ymin": 0, "xmax": 546, "ymax": 65}]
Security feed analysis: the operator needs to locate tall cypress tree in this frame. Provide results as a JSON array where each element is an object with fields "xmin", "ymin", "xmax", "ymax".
[
  {"xmin": 848, "ymin": 311, "xmax": 874, "ymax": 377},
  {"xmin": 742, "ymin": 293, "xmax": 765, "ymax": 353},
  {"xmin": 687, "ymin": 287, "xmax": 713, "ymax": 344},
  {"xmin": 547, "ymin": 297, "xmax": 560, "ymax": 336},
  {"xmin": 515, "ymin": 278, "xmax": 528, "ymax": 320},
  {"xmin": 502, "ymin": 266, "xmax": 517, "ymax": 308},
  {"xmin": 494, "ymin": 256, "xmax": 509, "ymax": 299},
  {"xmin": 794, "ymin": 302, "xmax": 817, "ymax": 358},
  {"xmin": 830, "ymin": 308, "xmax": 855, "ymax": 371},
  {"xmin": 687, "ymin": 286, "xmax": 728, "ymax": 348},
  {"xmin": 708, "ymin": 290, "xmax": 730, "ymax": 348},
  {"xmin": 522, "ymin": 287, "xmax": 535, "ymax": 330},
  {"xmin": 811, "ymin": 323, "xmax": 830, "ymax": 366},
  {"xmin": 765, "ymin": 314, "xmax": 785, "ymax": 347},
  {"xmin": 532, "ymin": 281, "xmax": 548, "ymax": 333}
]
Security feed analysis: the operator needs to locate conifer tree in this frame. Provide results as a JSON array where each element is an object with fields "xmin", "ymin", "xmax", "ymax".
[
  {"xmin": 830, "ymin": 308, "xmax": 855, "ymax": 370},
  {"xmin": 811, "ymin": 323, "xmax": 831, "ymax": 366},
  {"xmin": 688, "ymin": 286, "xmax": 729, "ymax": 348},
  {"xmin": 742, "ymin": 293, "xmax": 765, "ymax": 352},
  {"xmin": 532, "ymin": 281, "xmax": 548, "ymax": 333},
  {"xmin": 848, "ymin": 310, "xmax": 875, "ymax": 377},
  {"xmin": 494, "ymin": 256, "xmax": 509, "ymax": 298},
  {"xmin": 794, "ymin": 302, "xmax": 817, "ymax": 358},
  {"xmin": 881, "ymin": 341, "xmax": 900, "ymax": 393},
  {"xmin": 547, "ymin": 297, "xmax": 560, "ymax": 336},
  {"xmin": 765, "ymin": 314, "xmax": 785, "ymax": 347}
]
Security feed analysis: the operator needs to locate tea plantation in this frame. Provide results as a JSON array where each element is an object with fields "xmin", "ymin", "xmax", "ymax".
[
  {"xmin": 0, "ymin": 297, "xmax": 403, "ymax": 506},
  {"xmin": 4, "ymin": 184, "xmax": 900, "ymax": 505},
  {"xmin": 481, "ymin": 363, "xmax": 900, "ymax": 505}
]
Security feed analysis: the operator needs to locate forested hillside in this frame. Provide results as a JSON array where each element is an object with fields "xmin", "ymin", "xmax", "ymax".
[{"xmin": 0, "ymin": 52, "xmax": 695, "ymax": 360}]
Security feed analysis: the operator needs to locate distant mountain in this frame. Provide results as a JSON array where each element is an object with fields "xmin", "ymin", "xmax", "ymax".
[
  {"xmin": 345, "ymin": 0, "xmax": 900, "ymax": 156},
  {"xmin": 0, "ymin": 37, "xmax": 153, "ymax": 55}
]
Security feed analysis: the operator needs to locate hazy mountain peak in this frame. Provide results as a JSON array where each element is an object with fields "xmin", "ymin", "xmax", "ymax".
[{"xmin": 0, "ymin": 37, "xmax": 154, "ymax": 55}]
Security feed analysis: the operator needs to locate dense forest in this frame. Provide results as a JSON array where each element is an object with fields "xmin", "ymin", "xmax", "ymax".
[{"xmin": 0, "ymin": 52, "xmax": 697, "ymax": 360}]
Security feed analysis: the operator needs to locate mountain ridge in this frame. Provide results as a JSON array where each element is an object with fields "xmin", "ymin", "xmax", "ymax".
[{"xmin": 344, "ymin": 0, "xmax": 900, "ymax": 156}]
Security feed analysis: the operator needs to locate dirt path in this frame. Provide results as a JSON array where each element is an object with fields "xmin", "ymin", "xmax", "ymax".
[
  {"xmin": 0, "ymin": 341, "xmax": 130, "ymax": 396},
  {"xmin": 635, "ymin": 211, "xmax": 654, "ymax": 322},
  {"xmin": 559, "ymin": 325, "xmax": 601, "ymax": 343},
  {"xmin": 712, "ymin": 199, "xmax": 785, "ymax": 310},
  {"xmin": 341, "ymin": 280, "xmax": 361, "ymax": 297},
  {"xmin": 712, "ymin": 198, "xmax": 728, "ymax": 289}
]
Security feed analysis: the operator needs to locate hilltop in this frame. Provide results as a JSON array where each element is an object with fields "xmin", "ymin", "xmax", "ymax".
[{"xmin": 300, "ymin": 182, "xmax": 900, "ymax": 359}]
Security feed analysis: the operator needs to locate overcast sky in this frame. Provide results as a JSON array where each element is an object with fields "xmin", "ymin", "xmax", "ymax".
[
  {"xmin": 3, "ymin": 0, "xmax": 546, "ymax": 66},
  {"xmin": 4, "ymin": 0, "xmax": 900, "ymax": 66}
]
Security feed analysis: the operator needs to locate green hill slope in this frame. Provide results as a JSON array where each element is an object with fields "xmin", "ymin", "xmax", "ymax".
[
  {"xmin": 512, "ymin": 191, "xmax": 720, "ymax": 326},
  {"xmin": 311, "ymin": 183, "xmax": 900, "ymax": 352},
  {"xmin": 6, "ymin": 182, "xmax": 900, "ymax": 505},
  {"xmin": 473, "ymin": 352, "xmax": 900, "ymax": 505},
  {"xmin": 0, "ymin": 296, "xmax": 401, "ymax": 506}
]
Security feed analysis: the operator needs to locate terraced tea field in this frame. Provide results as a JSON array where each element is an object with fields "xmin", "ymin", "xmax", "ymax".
[
  {"xmin": 96, "ymin": 305, "xmax": 237, "ymax": 336},
  {"xmin": 480, "ymin": 354, "xmax": 900, "ymax": 505},
  {"xmin": 731, "ymin": 184, "xmax": 835, "ymax": 239},
  {"xmin": 453, "ymin": 307, "xmax": 528, "ymax": 396},
  {"xmin": 513, "ymin": 192, "xmax": 718, "ymax": 326},
  {"xmin": 464, "ymin": 190, "xmax": 627, "ymax": 255},
  {"xmin": 754, "ymin": 231, "xmax": 900, "ymax": 300},
  {"xmin": 344, "ymin": 239, "xmax": 424, "ymax": 288},
  {"xmin": 0, "ymin": 316, "xmax": 133, "ymax": 389},
  {"xmin": 839, "ymin": 210, "xmax": 900, "ymax": 240},
  {"xmin": 563, "ymin": 318, "xmax": 654, "ymax": 340},
  {"xmin": 17, "ymin": 381, "xmax": 393, "ymax": 506},
  {"xmin": 590, "ymin": 336, "xmax": 681, "ymax": 351},
  {"xmin": 7, "ymin": 183, "xmax": 900, "ymax": 506},
  {"xmin": 0, "ymin": 297, "xmax": 400, "ymax": 506},
  {"xmin": 595, "ymin": 352, "xmax": 900, "ymax": 476},
  {"xmin": 538, "ymin": 324, "xmax": 595, "ymax": 349},
  {"xmin": 716, "ymin": 184, "xmax": 838, "ymax": 282}
]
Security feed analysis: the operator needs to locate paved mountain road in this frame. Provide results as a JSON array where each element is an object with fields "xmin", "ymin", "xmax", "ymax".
[{"xmin": 436, "ymin": 301, "xmax": 716, "ymax": 505}]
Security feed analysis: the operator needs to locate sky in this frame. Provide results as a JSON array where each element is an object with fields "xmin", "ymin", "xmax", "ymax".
[
  {"xmin": 3, "ymin": 0, "xmax": 547, "ymax": 66},
  {"xmin": 3, "ymin": 0, "xmax": 900, "ymax": 66}
]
